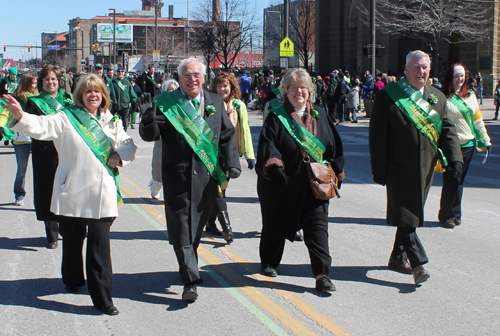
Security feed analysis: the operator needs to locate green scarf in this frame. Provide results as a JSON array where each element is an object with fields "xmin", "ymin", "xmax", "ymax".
[
  {"xmin": 450, "ymin": 93, "xmax": 487, "ymax": 149},
  {"xmin": 155, "ymin": 89, "xmax": 227, "ymax": 193},
  {"xmin": 383, "ymin": 78, "xmax": 447, "ymax": 170},
  {"xmin": 272, "ymin": 104, "xmax": 327, "ymax": 164},
  {"xmin": 62, "ymin": 106, "xmax": 123, "ymax": 206}
]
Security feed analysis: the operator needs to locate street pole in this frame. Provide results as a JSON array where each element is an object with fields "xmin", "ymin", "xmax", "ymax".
[
  {"xmin": 283, "ymin": 0, "xmax": 290, "ymax": 69},
  {"xmin": 155, "ymin": 2, "xmax": 158, "ymax": 72},
  {"xmin": 369, "ymin": 0, "xmax": 376, "ymax": 80}
]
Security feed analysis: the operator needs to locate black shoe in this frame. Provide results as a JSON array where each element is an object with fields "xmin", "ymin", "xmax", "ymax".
[
  {"xmin": 455, "ymin": 219, "xmax": 462, "ymax": 226},
  {"xmin": 205, "ymin": 222, "xmax": 223, "ymax": 236},
  {"xmin": 440, "ymin": 221, "xmax": 456, "ymax": 229},
  {"xmin": 217, "ymin": 211, "xmax": 234, "ymax": 244},
  {"xmin": 96, "ymin": 305, "xmax": 119, "ymax": 315},
  {"xmin": 388, "ymin": 257, "xmax": 412, "ymax": 274},
  {"xmin": 182, "ymin": 284, "xmax": 198, "ymax": 302},
  {"xmin": 315, "ymin": 275, "xmax": 336, "ymax": 292},
  {"xmin": 293, "ymin": 231, "xmax": 303, "ymax": 242},
  {"xmin": 47, "ymin": 242, "xmax": 58, "ymax": 249},
  {"xmin": 261, "ymin": 264, "xmax": 277, "ymax": 277}
]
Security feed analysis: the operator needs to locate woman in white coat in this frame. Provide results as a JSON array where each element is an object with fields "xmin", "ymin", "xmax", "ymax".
[{"xmin": 2, "ymin": 74, "xmax": 137, "ymax": 316}]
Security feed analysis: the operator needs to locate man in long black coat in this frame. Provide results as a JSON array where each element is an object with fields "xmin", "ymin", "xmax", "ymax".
[
  {"xmin": 369, "ymin": 50, "xmax": 463, "ymax": 284},
  {"xmin": 139, "ymin": 58, "xmax": 241, "ymax": 302}
]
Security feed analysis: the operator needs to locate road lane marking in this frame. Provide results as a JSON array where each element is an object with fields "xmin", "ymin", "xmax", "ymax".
[{"xmin": 120, "ymin": 172, "xmax": 354, "ymax": 335}]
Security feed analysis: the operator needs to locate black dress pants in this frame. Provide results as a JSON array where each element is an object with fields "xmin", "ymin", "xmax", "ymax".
[
  {"xmin": 439, "ymin": 146, "xmax": 473, "ymax": 223},
  {"xmin": 44, "ymin": 220, "xmax": 59, "ymax": 244},
  {"xmin": 117, "ymin": 108, "xmax": 130, "ymax": 131},
  {"xmin": 59, "ymin": 216, "xmax": 115, "ymax": 309},
  {"xmin": 390, "ymin": 227, "xmax": 428, "ymax": 268},
  {"xmin": 260, "ymin": 204, "xmax": 332, "ymax": 278}
]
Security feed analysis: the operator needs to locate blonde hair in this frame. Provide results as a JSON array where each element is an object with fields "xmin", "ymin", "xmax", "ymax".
[
  {"xmin": 279, "ymin": 68, "xmax": 315, "ymax": 103},
  {"xmin": 73, "ymin": 74, "xmax": 112, "ymax": 111}
]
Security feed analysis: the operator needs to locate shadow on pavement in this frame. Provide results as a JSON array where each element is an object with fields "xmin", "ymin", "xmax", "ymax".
[
  {"xmin": 0, "ymin": 203, "xmax": 36, "ymax": 212},
  {"xmin": 0, "ymin": 236, "xmax": 48, "ymax": 251},
  {"xmin": 329, "ymin": 216, "xmax": 387, "ymax": 226},
  {"xmin": 122, "ymin": 197, "xmax": 164, "ymax": 205},
  {"xmin": 225, "ymin": 196, "xmax": 260, "ymax": 204},
  {"xmin": 110, "ymin": 230, "xmax": 169, "ymax": 241}
]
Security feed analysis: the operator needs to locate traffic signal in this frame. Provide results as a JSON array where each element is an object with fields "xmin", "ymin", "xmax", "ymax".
[
  {"xmin": 28, "ymin": 46, "xmax": 31, "ymax": 52},
  {"xmin": 3, "ymin": 45, "xmax": 5, "ymax": 52}
]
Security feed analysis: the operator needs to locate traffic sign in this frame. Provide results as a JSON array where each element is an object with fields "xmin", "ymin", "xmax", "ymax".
[
  {"xmin": 153, "ymin": 50, "xmax": 160, "ymax": 62},
  {"xmin": 47, "ymin": 45, "xmax": 61, "ymax": 50},
  {"xmin": 280, "ymin": 37, "xmax": 294, "ymax": 57}
]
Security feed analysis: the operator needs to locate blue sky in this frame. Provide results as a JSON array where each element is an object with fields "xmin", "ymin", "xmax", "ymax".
[{"xmin": 0, "ymin": 0, "xmax": 271, "ymax": 61}]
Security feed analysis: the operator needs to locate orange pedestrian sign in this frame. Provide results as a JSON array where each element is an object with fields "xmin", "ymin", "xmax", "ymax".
[{"xmin": 280, "ymin": 37, "xmax": 294, "ymax": 57}]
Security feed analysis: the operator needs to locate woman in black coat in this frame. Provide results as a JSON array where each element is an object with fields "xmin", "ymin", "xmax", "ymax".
[{"xmin": 256, "ymin": 68, "xmax": 345, "ymax": 293}]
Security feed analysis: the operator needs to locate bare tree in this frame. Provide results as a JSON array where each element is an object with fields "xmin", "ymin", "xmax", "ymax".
[
  {"xmin": 358, "ymin": 0, "xmax": 493, "ymax": 74},
  {"xmin": 289, "ymin": 0, "xmax": 315, "ymax": 72},
  {"xmin": 192, "ymin": 0, "xmax": 260, "ymax": 71}
]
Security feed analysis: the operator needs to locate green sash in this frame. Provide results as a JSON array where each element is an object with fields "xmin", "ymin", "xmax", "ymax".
[
  {"xmin": 62, "ymin": 106, "xmax": 123, "ymax": 206},
  {"xmin": 155, "ymin": 89, "xmax": 228, "ymax": 193},
  {"xmin": 147, "ymin": 75, "xmax": 158, "ymax": 87},
  {"xmin": 6, "ymin": 78, "xmax": 18, "ymax": 94},
  {"xmin": 115, "ymin": 79, "xmax": 131, "ymax": 101},
  {"xmin": 30, "ymin": 90, "xmax": 72, "ymax": 115},
  {"xmin": 450, "ymin": 93, "xmax": 487, "ymax": 149},
  {"xmin": 384, "ymin": 78, "xmax": 448, "ymax": 170},
  {"xmin": 272, "ymin": 104, "xmax": 327, "ymax": 164}
]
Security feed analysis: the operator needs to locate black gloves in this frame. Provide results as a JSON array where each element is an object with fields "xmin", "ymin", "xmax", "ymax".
[
  {"xmin": 247, "ymin": 158, "xmax": 255, "ymax": 170},
  {"xmin": 225, "ymin": 167, "xmax": 241, "ymax": 179},
  {"xmin": 449, "ymin": 161, "xmax": 463, "ymax": 179},
  {"xmin": 373, "ymin": 174, "xmax": 387, "ymax": 186},
  {"xmin": 268, "ymin": 166, "xmax": 289, "ymax": 187},
  {"xmin": 139, "ymin": 93, "xmax": 156, "ymax": 125}
]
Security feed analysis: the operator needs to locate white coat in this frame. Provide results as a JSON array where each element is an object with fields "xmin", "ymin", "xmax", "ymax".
[{"xmin": 10, "ymin": 109, "xmax": 136, "ymax": 219}]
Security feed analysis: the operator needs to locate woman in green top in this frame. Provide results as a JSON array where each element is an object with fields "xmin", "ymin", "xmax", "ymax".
[
  {"xmin": 205, "ymin": 72, "xmax": 256, "ymax": 244},
  {"xmin": 439, "ymin": 63, "xmax": 492, "ymax": 228},
  {"xmin": 0, "ymin": 72, "xmax": 38, "ymax": 206}
]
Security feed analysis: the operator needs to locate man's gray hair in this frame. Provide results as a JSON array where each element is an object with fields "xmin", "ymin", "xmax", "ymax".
[
  {"xmin": 177, "ymin": 58, "xmax": 206, "ymax": 76},
  {"xmin": 405, "ymin": 50, "xmax": 431, "ymax": 68}
]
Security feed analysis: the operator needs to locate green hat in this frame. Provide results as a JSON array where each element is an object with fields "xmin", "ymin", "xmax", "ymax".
[
  {"xmin": 8, "ymin": 67, "xmax": 17, "ymax": 75},
  {"xmin": 95, "ymin": 63, "xmax": 103, "ymax": 69}
]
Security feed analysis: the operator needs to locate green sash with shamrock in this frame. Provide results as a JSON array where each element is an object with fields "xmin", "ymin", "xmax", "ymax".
[
  {"xmin": 5, "ymin": 77, "xmax": 18, "ymax": 94},
  {"xmin": 450, "ymin": 93, "xmax": 487, "ymax": 150},
  {"xmin": 383, "ymin": 78, "xmax": 447, "ymax": 171},
  {"xmin": 62, "ymin": 106, "xmax": 123, "ymax": 206},
  {"xmin": 154, "ymin": 89, "xmax": 228, "ymax": 193},
  {"xmin": 272, "ymin": 104, "xmax": 327, "ymax": 164}
]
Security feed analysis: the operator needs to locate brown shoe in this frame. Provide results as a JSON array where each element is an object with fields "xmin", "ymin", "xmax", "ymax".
[
  {"xmin": 412, "ymin": 265, "xmax": 430, "ymax": 284},
  {"xmin": 388, "ymin": 257, "xmax": 412, "ymax": 274}
]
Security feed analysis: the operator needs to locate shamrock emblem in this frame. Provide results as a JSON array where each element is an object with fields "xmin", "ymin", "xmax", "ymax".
[
  {"xmin": 312, "ymin": 109, "xmax": 320, "ymax": 121},
  {"xmin": 110, "ymin": 114, "xmax": 120, "ymax": 124},
  {"xmin": 206, "ymin": 105, "xmax": 216, "ymax": 116},
  {"xmin": 428, "ymin": 94, "xmax": 438, "ymax": 105}
]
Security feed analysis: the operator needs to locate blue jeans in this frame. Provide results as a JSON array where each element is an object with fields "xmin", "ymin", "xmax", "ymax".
[
  {"xmin": 14, "ymin": 143, "xmax": 32, "ymax": 199},
  {"xmin": 478, "ymin": 87, "xmax": 483, "ymax": 104}
]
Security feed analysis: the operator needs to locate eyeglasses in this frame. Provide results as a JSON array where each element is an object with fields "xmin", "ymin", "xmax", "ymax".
[
  {"xmin": 289, "ymin": 85, "xmax": 308, "ymax": 92},
  {"xmin": 183, "ymin": 72, "xmax": 202, "ymax": 80}
]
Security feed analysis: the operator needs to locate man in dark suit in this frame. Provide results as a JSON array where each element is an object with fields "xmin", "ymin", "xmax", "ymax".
[
  {"xmin": 138, "ymin": 65, "xmax": 161, "ymax": 98},
  {"xmin": 369, "ymin": 50, "xmax": 463, "ymax": 285},
  {"xmin": 139, "ymin": 58, "xmax": 241, "ymax": 302}
]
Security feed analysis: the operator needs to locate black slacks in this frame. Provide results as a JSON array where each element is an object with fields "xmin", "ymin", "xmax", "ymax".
[
  {"xmin": 44, "ymin": 220, "xmax": 59, "ymax": 244},
  {"xmin": 117, "ymin": 108, "xmax": 130, "ymax": 131},
  {"xmin": 260, "ymin": 204, "xmax": 332, "ymax": 278},
  {"xmin": 390, "ymin": 227, "xmax": 428, "ymax": 268},
  {"xmin": 439, "ymin": 146, "xmax": 473, "ymax": 223},
  {"xmin": 59, "ymin": 216, "xmax": 115, "ymax": 309}
]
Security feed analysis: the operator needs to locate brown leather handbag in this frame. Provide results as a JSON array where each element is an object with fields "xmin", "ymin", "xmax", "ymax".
[{"xmin": 303, "ymin": 155, "xmax": 340, "ymax": 200}]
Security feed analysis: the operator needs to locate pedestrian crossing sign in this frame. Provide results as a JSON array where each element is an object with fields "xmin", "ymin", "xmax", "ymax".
[{"xmin": 280, "ymin": 37, "xmax": 294, "ymax": 57}]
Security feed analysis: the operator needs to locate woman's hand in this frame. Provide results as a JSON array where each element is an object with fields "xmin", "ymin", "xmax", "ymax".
[
  {"xmin": 1, "ymin": 94, "xmax": 24, "ymax": 121},
  {"xmin": 107, "ymin": 151, "xmax": 121, "ymax": 169}
]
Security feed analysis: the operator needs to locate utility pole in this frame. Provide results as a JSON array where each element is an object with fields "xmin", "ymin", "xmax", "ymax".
[
  {"xmin": 369, "ymin": 0, "xmax": 376, "ymax": 80},
  {"xmin": 283, "ymin": 0, "xmax": 290, "ymax": 69}
]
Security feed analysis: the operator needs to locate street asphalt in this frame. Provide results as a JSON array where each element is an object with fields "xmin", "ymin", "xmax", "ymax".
[{"xmin": 1, "ymin": 98, "xmax": 499, "ymax": 335}]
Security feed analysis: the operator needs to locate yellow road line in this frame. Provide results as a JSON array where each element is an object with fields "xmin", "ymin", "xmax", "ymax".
[
  {"xmin": 120, "ymin": 172, "xmax": 354, "ymax": 336},
  {"xmin": 198, "ymin": 248, "xmax": 316, "ymax": 335}
]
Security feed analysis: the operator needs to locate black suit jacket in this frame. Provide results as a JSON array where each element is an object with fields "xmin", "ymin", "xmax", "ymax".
[{"xmin": 139, "ymin": 89, "xmax": 240, "ymax": 245}]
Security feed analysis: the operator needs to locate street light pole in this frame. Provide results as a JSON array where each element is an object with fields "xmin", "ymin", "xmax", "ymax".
[
  {"xmin": 151, "ymin": 1, "xmax": 164, "ymax": 72},
  {"xmin": 283, "ymin": 0, "xmax": 290, "ymax": 69},
  {"xmin": 109, "ymin": 8, "xmax": 117, "ymax": 66}
]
